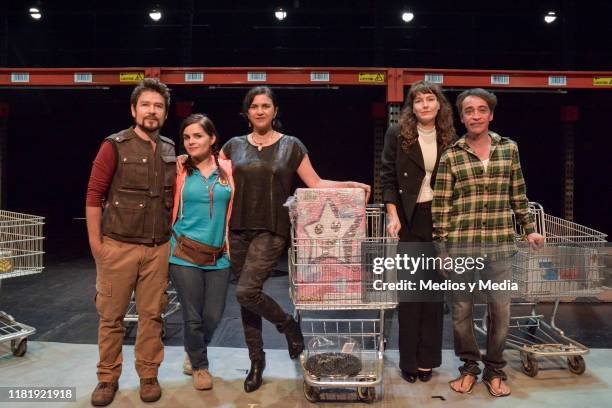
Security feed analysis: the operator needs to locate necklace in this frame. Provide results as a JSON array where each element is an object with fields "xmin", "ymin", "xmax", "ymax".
[
  {"xmin": 251, "ymin": 132, "xmax": 275, "ymax": 151},
  {"xmin": 197, "ymin": 162, "xmax": 220, "ymax": 219}
]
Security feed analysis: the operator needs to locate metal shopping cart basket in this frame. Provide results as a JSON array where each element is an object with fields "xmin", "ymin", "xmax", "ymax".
[
  {"xmin": 123, "ymin": 280, "xmax": 181, "ymax": 339},
  {"xmin": 0, "ymin": 210, "xmax": 44, "ymax": 357},
  {"xmin": 474, "ymin": 202, "xmax": 607, "ymax": 377},
  {"xmin": 288, "ymin": 203, "xmax": 397, "ymax": 403}
]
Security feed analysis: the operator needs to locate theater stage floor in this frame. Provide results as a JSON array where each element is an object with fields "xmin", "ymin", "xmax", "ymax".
[{"xmin": 1, "ymin": 342, "xmax": 611, "ymax": 408}]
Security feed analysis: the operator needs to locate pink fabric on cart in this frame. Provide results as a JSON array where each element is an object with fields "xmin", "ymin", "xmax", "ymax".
[{"xmin": 292, "ymin": 188, "xmax": 365, "ymax": 303}]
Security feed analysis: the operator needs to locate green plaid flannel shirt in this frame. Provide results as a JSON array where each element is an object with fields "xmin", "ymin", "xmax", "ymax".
[{"xmin": 432, "ymin": 132, "xmax": 535, "ymax": 257}]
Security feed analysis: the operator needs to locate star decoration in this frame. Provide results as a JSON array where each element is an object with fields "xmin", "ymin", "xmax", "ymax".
[{"xmin": 303, "ymin": 199, "xmax": 358, "ymax": 262}]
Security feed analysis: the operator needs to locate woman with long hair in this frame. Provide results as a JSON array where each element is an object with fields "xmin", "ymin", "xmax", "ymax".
[
  {"xmin": 220, "ymin": 86, "xmax": 370, "ymax": 393},
  {"xmin": 381, "ymin": 80, "xmax": 455, "ymax": 383},
  {"xmin": 169, "ymin": 113, "xmax": 234, "ymax": 391}
]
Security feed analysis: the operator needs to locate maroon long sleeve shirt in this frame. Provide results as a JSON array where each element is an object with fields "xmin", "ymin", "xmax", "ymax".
[{"xmin": 86, "ymin": 141, "xmax": 116, "ymax": 207}]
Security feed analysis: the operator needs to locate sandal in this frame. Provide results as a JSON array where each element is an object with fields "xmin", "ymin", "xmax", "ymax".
[
  {"xmin": 449, "ymin": 373, "xmax": 477, "ymax": 394},
  {"xmin": 482, "ymin": 377, "xmax": 511, "ymax": 397}
]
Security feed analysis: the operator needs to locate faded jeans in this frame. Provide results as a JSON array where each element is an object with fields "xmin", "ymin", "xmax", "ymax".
[{"xmin": 452, "ymin": 259, "xmax": 511, "ymax": 380}]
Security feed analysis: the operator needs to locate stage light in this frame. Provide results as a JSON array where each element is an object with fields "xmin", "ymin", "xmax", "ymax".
[
  {"xmin": 29, "ymin": 7, "xmax": 42, "ymax": 20},
  {"xmin": 544, "ymin": 11, "xmax": 557, "ymax": 24},
  {"xmin": 401, "ymin": 11, "xmax": 414, "ymax": 23},
  {"xmin": 275, "ymin": 8, "xmax": 287, "ymax": 21},
  {"xmin": 149, "ymin": 9, "xmax": 162, "ymax": 21}
]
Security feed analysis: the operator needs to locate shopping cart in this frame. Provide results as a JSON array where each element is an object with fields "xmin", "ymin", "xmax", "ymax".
[
  {"xmin": 123, "ymin": 280, "xmax": 181, "ymax": 339},
  {"xmin": 474, "ymin": 202, "xmax": 607, "ymax": 377},
  {"xmin": 288, "ymin": 203, "xmax": 397, "ymax": 403},
  {"xmin": 0, "ymin": 210, "xmax": 44, "ymax": 357}
]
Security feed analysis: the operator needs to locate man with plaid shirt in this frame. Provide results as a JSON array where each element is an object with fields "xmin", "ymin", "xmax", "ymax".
[{"xmin": 432, "ymin": 88, "xmax": 543, "ymax": 397}]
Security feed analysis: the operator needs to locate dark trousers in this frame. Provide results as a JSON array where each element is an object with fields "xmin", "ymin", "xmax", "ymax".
[
  {"xmin": 229, "ymin": 230, "xmax": 291, "ymax": 361},
  {"xmin": 397, "ymin": 202, "xmax": 443, "ymax": 372},
  {"xmin": 452, "ymin": 259, "xmax": 511, "ymax": 380},
  {"xmin": 398, "ymin": 301, "xmax": 443, "ymax": 372},
  {"xmin": 169, "ymin": 264, "xmax": 231, "ymax": 370}
]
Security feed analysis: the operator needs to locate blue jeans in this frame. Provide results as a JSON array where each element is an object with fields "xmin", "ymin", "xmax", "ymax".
[{"xmin": 169, "ymin": 264, "xmax": 230, "ymax": 370}]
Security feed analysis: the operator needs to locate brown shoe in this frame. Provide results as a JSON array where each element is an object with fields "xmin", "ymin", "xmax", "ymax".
[
  {"xmin": 91, "ymin": 381, "xmax": 118, "ymax": 406},
  {"xmin": 193, "ymin": 369, "xmax": 213, "ymax": 390},
  {"xmin": 139, "ymin": 377, "xmax": 161, "ymax": 403},
  {"xmin": 183, "ymin": 354, "xmax": 193, "ymax": 376}
]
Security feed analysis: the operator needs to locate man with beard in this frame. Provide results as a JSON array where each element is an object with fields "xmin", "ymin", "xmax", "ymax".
[{"xmin": 85, "ymin": 78, "xmax": 176, "ymax": 406}]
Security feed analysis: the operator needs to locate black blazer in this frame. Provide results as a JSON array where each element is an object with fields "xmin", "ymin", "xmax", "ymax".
[{"xmin": 380, "ymin": 124, "xmax": 443, "ymax": 229}]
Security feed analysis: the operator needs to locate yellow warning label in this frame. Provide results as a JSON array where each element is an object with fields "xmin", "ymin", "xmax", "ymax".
[
  {"xmin": 593, "ymin": 77, "xmax": 612, "ymax": 86},
  {"xmin": 358, "ymin": 72, "xmax": 385, "ymax": 83},
  {"xmin": 120, "ymin": 72, "xmax": 145, "ymax": 82}
]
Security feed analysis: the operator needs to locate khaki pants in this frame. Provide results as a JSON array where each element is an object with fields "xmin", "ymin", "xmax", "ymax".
[{"xmin": 94, "ymin": 237, "xmax": 170, "ymax": 382}]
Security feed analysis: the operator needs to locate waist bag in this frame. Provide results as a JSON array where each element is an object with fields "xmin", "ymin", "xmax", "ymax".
[{"xmin": 172, "ymin": 231, "xmax": 224, "ymax": 266}]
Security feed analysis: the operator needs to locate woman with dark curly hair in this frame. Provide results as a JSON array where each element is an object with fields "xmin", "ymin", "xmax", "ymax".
[{"xmin": 381, "ymin": 80, "xmax": 455, "ymax": 383}]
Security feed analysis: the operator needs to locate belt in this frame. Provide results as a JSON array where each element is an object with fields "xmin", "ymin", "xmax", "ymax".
[{"xmin": 142, "ymin": 241, "xmax": 166, "ymax": 247}]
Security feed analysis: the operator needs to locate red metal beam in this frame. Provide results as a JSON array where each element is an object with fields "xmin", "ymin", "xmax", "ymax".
[
  {"xmin": 386, "ymin": 68, "xmax": 404, "ymax": 103},
  {"xmin": 160, "ymin": 67, "xmax": 388, "ymax": 86},
  {"xmin": 0, "ymin": 67, "xmax": 389, "ymax": 87},
  {"xmin": 401, "ymin": 68, "xmax": 612, "ymax": 90},
  {"xmin": 0, "ymin": 68, "xmax": 150, "ymax": 86},
  {"xmin": 1, "ymin": 67, "xmax": 611, "ymax": 104}
]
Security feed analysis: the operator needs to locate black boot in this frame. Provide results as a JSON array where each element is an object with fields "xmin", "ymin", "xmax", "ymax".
[
  {"xmin": 282, "ymin": 316, "xmax": 304, "ymax": 359},
  {"xmin": 244, "ymin": 358, "xmax": 266, "ymax": 393},
  {"xmin": 401, "ymin": 370, "xmax": 417, "ymax": 383}
]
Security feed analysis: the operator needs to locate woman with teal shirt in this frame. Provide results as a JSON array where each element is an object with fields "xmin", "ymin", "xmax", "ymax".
[{"xmin": 169, "ymin": 114, "xmax": 234, "ymax": 391}]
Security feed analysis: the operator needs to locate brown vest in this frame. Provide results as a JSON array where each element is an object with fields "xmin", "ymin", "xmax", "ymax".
[{"xmin": 102, "ymin": 128, "xmax": 176, "ymax": 244}]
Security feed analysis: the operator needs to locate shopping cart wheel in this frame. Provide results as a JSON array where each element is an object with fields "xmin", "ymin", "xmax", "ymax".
[
  {"xmin": 443, "ymin": 302, "xmax": 450, "ymax": 315},
  {"xmin": 357, "ymin": 387, "xmax": 376, "ymax": 403},
  {"xmin": 11, "ymin": 338, "xmax": 27, "ymax": 357},
  {"xmin": 520, "ymin": 352, "xmax": 538, "ymax": 377},
  {"xmin": 567, "ymin": 356, "xmax": 586, "ymax": 375},
  {"xmin": 124, "ymin": 322, "xmax": 135, "ymax": 338},
  {"xmin": 527, "ymin": 318, "xmax": 538, "ymax": 336},
  {"xmin": 303, "ymin": 382, "xmax": 319, "ymax": 403}
]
